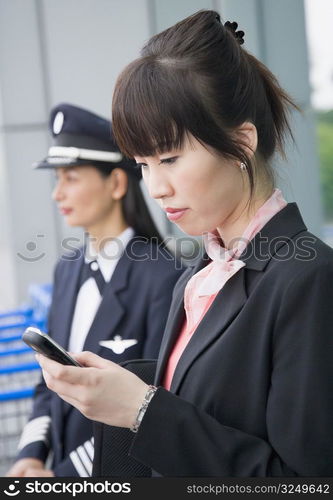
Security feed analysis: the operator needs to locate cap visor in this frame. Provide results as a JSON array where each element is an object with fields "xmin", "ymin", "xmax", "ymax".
[{"xmin": 33, "ymin": 157, "xmax": 89, "ymax": 169}]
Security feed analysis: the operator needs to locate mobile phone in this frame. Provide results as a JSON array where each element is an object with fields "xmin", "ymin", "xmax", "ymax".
[{"xmin": 22, "ymin": 327, "xmax": 82, "ymax": 367}]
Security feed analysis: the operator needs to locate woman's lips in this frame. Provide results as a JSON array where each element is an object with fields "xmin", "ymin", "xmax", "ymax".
[
  {"xmin": 165, "ymin": 208, "xmax": 188, "ymax": 221},
  {"xmin": 60, "ymin": 208, "xmax": 73, "ymax": 216}
]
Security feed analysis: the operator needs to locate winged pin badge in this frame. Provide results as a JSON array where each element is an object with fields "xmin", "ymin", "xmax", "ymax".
[{"xmin": 99, "ymin": 335, "xmax": 138, "ymax": 354}]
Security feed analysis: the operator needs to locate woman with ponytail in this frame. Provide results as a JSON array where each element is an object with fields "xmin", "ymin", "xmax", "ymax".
[
  {"xmin": 7, "ymin": 103, "xmax": 182, "ymax": 478},
  {"xmin": 36, "ymin": 13, "xmax": 333, "ymax": 477}
]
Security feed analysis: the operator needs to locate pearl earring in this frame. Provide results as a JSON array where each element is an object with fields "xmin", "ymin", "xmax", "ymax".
[{"xmin": 240, "ymin": 162, "xmax": 247, "ymax": 171}]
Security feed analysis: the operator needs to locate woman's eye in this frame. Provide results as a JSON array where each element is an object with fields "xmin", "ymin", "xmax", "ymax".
[
  {"xmin": 160, "ymin": 156, "xmax": 178, "ymax": 165},
  {"xmin": 135, "ymin": 156, "xmax": 178, "ymax": 170},
  {"xmin": 65, "ymin": 174, "xmax": 79, "ymax": 182}
]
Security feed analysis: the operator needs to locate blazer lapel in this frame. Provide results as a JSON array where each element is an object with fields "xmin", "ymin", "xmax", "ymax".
[
  {"xmin": 155, "ymin": 257, "xmax": 209, "ymax": 385},
  {"xmin": 54, "ymin": 253, "xmax": 84, "ymax": 421},
  {"xmin": 54, "ymin": 255, "xmax": 83, "ymax": 349},
  {"xmin": 170, "ymin": 267, "xmax": 247, "ymax": 393},
  {"xmin": 82, "ymin": 243, "xmax": 133, "ymax": 353},
  {"xmin": 240, "ymin": 202, "xmax": 307, "ymax": 271}
]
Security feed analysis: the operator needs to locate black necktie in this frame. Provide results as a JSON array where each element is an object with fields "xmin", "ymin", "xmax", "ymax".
[{"xmin": 79, "ymin": 260, "xmax": 106, "ymax": 295}]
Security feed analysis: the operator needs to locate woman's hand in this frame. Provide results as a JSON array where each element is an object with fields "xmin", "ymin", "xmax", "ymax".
[
  {"xmin": 36, "ymin": 351, "xmax": 149, "ymax": 428},
  {"xmin": 23, "ymin": 467, "xmax": 54, "ymax": 477},
  {"xmin": 6, "ymin": 458, "xmax": 45, "ymax": 477}
]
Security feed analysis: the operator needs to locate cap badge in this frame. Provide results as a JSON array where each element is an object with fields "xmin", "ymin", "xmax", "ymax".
[{"xmin": 53, "ymin": 111, "xmax": 64, "ymax": 134}]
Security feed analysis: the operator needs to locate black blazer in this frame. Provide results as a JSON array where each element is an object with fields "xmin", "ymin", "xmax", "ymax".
[
  {"xmin": 17, "ymin": 237, "xmax": 183, "ymax": 476},
  {"xmin": 122, "ymin": 203, "xmax": 333, "ymax": 477}
]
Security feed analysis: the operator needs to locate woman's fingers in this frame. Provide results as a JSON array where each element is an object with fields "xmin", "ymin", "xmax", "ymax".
[
  {"xmin": 41, "ymin": 368, "xmax": 80, "ymax": 400},
  {"xmin": 72, "ymin": 350, "xmax": 115, "ymax": 369},
  {"xmin": 37, "ymin": 353, "xmax": 117, "ymax": 416},
  {"xmin": 36, "ymin": 351, "xmax": 115, "ymax": 372},
  {"xmin": 36, "ymin": 353, "xmax": 91, "ymax": 385},
  {"xmin": 24, "ymin": 468, "xmax": 54, "ymax": 477},
  {"xmin": 36, "ymin": 351, "xmax": 150, "ymax": 427},
  {"xmin": 41, "ymin": 367, "xmax": 95, "ymax": 414}
]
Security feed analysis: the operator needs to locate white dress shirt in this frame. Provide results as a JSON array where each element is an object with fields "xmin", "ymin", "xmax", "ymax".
[{"xmin": 68, "ymin": 227, "xmax": 135, "ymax": 353}]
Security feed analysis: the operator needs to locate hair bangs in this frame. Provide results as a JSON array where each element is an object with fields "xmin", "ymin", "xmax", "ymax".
[{"xmin": 112, "ymin": 58, "xmax": 198, "ymax": 158}]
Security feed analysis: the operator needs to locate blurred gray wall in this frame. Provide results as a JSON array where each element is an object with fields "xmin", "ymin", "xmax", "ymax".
[{"xmin": 0, "ymin": 0, "xmax": 322, "ymax": 308}]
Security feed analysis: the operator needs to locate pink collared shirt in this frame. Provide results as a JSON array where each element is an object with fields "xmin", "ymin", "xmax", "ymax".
[{"xmin": 162, "ymin": 189, "xmax": 287, "ymax": 390}]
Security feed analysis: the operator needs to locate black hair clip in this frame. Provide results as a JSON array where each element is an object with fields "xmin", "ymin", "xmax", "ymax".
[{"xmin": 224, "ymin": 21, "xmax": 245, "ymax": 45}]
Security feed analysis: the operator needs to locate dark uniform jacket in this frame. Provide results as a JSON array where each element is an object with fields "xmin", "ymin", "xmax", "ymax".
[
  {"xmin": 116, "ymin": 203, "xmax": 333, "ymax": 477},
  {"xmin": 17, "ymin": 237, "xmax": 183, "ymax": 476}
]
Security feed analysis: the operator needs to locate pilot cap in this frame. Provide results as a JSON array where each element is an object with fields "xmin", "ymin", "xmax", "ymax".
[{"xmin": 34, "ymin": 102, "xmax": 140, "ymax": 177}]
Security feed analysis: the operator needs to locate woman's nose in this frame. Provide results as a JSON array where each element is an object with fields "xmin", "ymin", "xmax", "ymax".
[
  {"xmin": 145, "ymin": 168, "xmax": 173, "ymax": 201},
  {"xmin": 52, "ymin": 181, "xmax": 64, "ymax": 201}
]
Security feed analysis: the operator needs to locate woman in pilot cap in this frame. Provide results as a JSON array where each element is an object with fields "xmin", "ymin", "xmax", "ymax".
[{"xmin": 7, "ymin": 103, "xmax": 183, "ymax": 477}]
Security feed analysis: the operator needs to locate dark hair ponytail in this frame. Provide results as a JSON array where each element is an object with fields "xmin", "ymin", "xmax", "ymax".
[
  {"xmin": 92, "ymin": 163, "xmax": 164, "ymax": 244},
  {"xmin": 112, "ymin": 9, "xmax": 299, "ymax": 199},
  {"xmin": 245, "ymin": 52, "xmax": 298, "ymax": 160}
]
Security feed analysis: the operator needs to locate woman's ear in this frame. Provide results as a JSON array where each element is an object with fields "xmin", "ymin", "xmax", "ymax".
[
  {"xmin": 109, "ymin": 168, "xmax": 128, "ymax": 200},
  {"xmin": 235, "ymin": 122, "xmax": 258, "ymax": 159}
]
